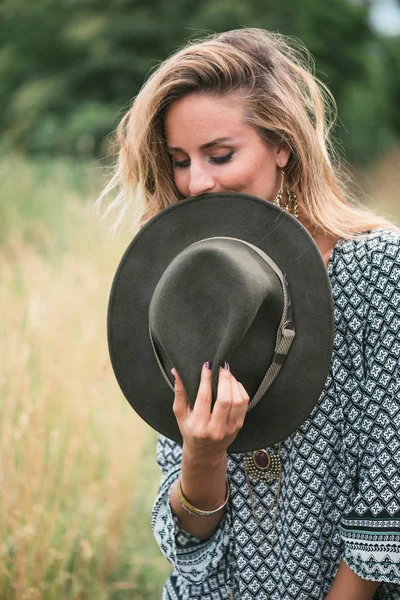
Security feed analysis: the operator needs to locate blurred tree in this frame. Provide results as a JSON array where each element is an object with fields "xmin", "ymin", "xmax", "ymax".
[
  {"xmin": 0, "ymin": 0, "xmax": 398, "ymax": 162},
  {"xmin": 381, "ymin": 34, "xmax": 400, "ymax": 133}
]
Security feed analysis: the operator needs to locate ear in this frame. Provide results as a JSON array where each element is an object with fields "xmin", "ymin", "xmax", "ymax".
[{"xmin": 276, "ymin": 146, "xmax": 291, "ymax": 169}]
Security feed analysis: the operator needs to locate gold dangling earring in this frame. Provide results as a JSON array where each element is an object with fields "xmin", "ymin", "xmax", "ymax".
[
  {"xmin": 274, "ymin": 169, "xmax": 285, "ymax": 208},
  {"xmin": 274, "ymin": 167, "xmax": 299, "ymax": 219},
  {"xmin": 284, "ymin": 186, "xmax": 299, "ymax": 219}
]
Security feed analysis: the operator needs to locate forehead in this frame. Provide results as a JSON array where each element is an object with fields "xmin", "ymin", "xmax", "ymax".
[{"xmin": 164, "ymin": 93, "xmax": 249, "ymax": 146}]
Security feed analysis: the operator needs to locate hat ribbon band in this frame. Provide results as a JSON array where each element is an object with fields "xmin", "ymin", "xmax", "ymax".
[
  {"xmin": 231, "ymin": 242, "xmax": 295, "ymax": 411},
  {"xmin": 247, "ymin": 318, "xmax": 295, "ymax": 411},
  {"xmin": 149, "ymin": 324, "xmax": 176, "ymax": 392}
]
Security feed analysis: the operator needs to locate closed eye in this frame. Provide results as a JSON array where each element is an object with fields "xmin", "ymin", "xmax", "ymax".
[
  {"xmin": 173, "ymin": 151, "xmax": 234, "ymax": 169},
  {"xmin": 173, "ymin": 158, "xmax": 190, "ymax": 169},
  {"xmin": 210, "ymin": 151, "xmax": 234, "ymax": 165}
]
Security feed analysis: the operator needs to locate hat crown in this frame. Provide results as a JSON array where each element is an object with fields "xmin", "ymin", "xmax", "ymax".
[{"xmin": 149, "ymin": 237, "xmax": 283, "ymax": 404}]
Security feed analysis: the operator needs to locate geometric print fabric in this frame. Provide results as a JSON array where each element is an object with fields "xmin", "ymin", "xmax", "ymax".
[{"xmin": 152, "ymin": 231, "xmax": 400, "ymax": 600}]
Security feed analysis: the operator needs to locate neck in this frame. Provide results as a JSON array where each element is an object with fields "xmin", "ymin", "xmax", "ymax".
[
  {"xmin": 312, "ymin": 231, "xmax": 338, "ymax": 267},
  {"xmin": 297, "ymin": 207, "xmax": 338, "ymax": 268}
]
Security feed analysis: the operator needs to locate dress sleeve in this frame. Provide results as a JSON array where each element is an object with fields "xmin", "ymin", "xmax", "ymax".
[
  {"xmin": 340, "ymin": 234, "xmax": 400, "ymax": 585},
  {"xmin": 151, "ymin": 434, "xmax": 232, "ymax": 584}
]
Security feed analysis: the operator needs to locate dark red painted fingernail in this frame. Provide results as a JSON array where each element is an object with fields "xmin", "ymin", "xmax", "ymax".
[
  {"xmin": 223, "ymin": 361, "xmax": 229, "ymax": 370},
  {"xmin": 205, "ymin": 361, "xmax": 212, "ymax": 370}
]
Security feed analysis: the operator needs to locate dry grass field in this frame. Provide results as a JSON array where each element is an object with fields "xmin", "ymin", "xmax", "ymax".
[
  {"xmin": 0, "ymin": 152, "xmax": 398, "ymax": 599},
  {"xmin": 0, "ymin": 156, "xmax": 171, "ymax": 599}
]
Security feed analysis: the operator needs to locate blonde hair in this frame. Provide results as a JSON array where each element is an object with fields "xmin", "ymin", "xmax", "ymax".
[{"xmin": 97, "ymin": 28, "xmax": 397, "ymax": 238}]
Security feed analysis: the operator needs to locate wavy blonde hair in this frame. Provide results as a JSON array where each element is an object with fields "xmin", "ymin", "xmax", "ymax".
[{"xmin": 97, "ymin": 28, "xmax": 397, "ymax": 237}]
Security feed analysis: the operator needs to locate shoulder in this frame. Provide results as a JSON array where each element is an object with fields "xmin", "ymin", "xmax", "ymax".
[
  {"xmin": 330, "ymin": 229, "xmax": 400, "ymax": 282},
  {"xmin": 329, "ymin": 229, "xmax": 400, "ymax": 325},
  {"xmin": 334, "ymin": 228, "xmax": 399, "ymax": 258}
]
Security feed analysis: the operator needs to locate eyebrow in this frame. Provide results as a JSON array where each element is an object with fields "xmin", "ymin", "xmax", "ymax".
[{"xmin": 167, "ymin": 137, "xmax": 234, "ymax": 152}]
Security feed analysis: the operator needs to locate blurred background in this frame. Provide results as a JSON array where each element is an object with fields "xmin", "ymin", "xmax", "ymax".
[{"xmin": 1, "ymin": 1, "xmax": 399, "ymax": 598}]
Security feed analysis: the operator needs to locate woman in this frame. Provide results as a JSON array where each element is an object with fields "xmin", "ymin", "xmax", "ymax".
[{"xmin": 100, "ymin": 29, "xmax": 400, "ymax": 599}]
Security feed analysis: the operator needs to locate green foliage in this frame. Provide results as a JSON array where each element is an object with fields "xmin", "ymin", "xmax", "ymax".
[
  {"xmin": 381, "ymin": 35, "xmax": 400, "ymax": 134},
  {"xmin": 0, "ymin": 0, "xmax": 399, "ymax": 163},
  {"xmin": 338, "ymin": 41, "xmax": 396, "ymax": 165}
]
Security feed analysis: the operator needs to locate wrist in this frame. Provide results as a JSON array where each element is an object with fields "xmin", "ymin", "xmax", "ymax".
[
  {"xmin": 182, "ymin": 443, "xmax": 227, "ymax": 470},
  {"xmin": 177, "ymin": 477, "xmax": 230, "ymax": 517}
]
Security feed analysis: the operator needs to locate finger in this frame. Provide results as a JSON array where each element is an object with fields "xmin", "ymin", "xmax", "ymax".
[
  {"xmin": 237, "ymin": 381, "xmax": 250, "ymax": 403},
  {"xmin": 171, "ymin": 368, "xmax": 190, "ymax": 419},
  {"xmin": 210, "ymin": 363, "xmax": 233, "ymax": 428},
  {"xmin": 191, "ymin": 362, "xmax": 213, "ymax": 420},
  {"xmin": 226, "ymin": 377, "xmax": 249, "ymax": 433}
]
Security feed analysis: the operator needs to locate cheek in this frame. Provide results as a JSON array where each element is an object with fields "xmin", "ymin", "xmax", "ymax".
[
  {"xmin": 232, "ymin": 159, "xmax": 268, "ymax": 188},
  {"xmin": 237, "ymin": 157, "xmax": 277, "ymax": 199},
  {"xmin": 223, "ymin": 159, "xmax": 259, "ymax": 185}
]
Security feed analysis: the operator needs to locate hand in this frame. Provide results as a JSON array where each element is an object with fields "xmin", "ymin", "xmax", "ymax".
[{"xmin": 172, "ymin": 362, "xmax": 249, "ymax": 461}]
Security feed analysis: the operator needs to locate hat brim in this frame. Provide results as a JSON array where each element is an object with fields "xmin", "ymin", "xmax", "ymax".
[{"xmin": 108, "ymin": 192, "xmax": 334, "ymax": 453}]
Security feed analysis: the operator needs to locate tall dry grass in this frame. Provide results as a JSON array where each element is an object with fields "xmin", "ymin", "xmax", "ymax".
[{"xmin": 0, "ymin": 156, "xmax": 170, "ymax": 599}]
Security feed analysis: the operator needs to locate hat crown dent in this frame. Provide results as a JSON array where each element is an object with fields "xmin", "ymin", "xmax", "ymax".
[{"xmin": 149, "ymin": 237, "xmax": 283, "ymax": 405}]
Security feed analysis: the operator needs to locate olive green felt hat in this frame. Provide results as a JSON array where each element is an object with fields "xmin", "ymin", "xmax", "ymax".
[{"xmin": 107, "ymin": 192, "xmax": 334, "ymax": 453}]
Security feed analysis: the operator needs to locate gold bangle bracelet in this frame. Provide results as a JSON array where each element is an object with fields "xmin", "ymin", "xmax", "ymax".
[{"xmin": 177, "ymin": 478, "xmax": 230, "ymax": 518}]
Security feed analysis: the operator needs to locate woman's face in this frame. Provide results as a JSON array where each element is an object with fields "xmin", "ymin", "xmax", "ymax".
[{"xmin": 164, "ymin": 93, "xmax": 290, "ymax": 201}]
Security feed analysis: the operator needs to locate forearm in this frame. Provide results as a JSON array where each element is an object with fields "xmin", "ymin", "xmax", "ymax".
[
  {"xmin": 326, "ymin": 560, "xmax": 380, "ymax": 600},
  {"xmin": 170, "ymin": 445, "xmax": 228, "ymax": 539},
  {"xmin": 168, "ymin": 362, "xmax": 248, "ymax": 540}
]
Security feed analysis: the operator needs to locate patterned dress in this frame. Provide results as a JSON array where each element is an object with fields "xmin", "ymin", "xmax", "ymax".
[{"xmin": 152, "ymin": 230, "xmax": 400, "ymax": 600}]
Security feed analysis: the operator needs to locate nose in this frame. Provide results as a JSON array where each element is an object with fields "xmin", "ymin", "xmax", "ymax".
[{"xmin": 188, "ymin": 161, "xmax": 215, "ymax": 197}]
